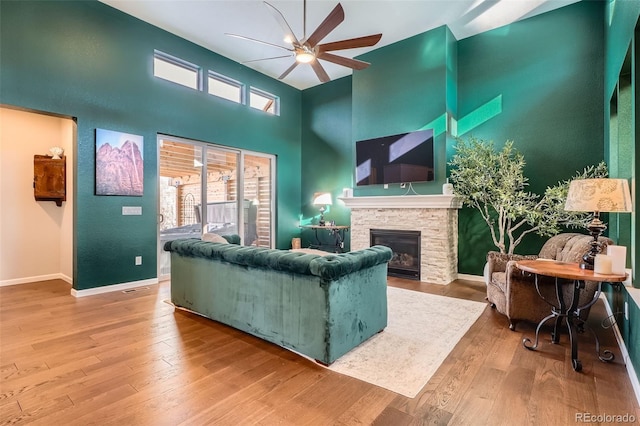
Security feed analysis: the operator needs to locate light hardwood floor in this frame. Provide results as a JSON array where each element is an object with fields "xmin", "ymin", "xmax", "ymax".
[{"xmin": 1, "ymin": 277, "xmax": 638, "ymax": 425}]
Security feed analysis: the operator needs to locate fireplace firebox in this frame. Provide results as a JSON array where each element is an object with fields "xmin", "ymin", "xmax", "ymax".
[{"xmin": 370, "ymin": 229, "xmax": 421, "ymax": 280}]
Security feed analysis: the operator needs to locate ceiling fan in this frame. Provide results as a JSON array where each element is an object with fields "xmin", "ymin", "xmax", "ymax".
[{"xmin": 226, "ymin": 0, "xmax": 382, "ymax": 83}]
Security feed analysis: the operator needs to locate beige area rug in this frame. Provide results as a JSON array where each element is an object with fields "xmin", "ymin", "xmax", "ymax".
[{"xmin": 327, "ymin": 286, "xmax": 487, "ymax": 398}]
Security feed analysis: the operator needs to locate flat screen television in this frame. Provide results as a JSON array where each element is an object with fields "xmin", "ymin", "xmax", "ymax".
[{"xmin": 355, "ymin": 129, "xmax": 434, "ymax": 186}]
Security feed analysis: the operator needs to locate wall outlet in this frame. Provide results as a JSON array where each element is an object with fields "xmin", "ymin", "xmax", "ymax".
[
  {"xmin": 384, "ymin": 184, "xmax": 388, "ymax": 189},
  {"xmin": 625, "ymin": 301, "xmax": 629, "ymax": 321},
  {"xmin": 400, "ymin": 183, "xmax": 406, "ymax": 189},
  {"xmin": 135, "ymin": 256, "xmax": 142, "ymax": 266}
]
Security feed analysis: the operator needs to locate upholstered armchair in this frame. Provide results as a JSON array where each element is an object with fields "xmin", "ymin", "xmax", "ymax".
[{"xmin": 486, "ymin": 233, "xmax": 613, "ymax": 330}]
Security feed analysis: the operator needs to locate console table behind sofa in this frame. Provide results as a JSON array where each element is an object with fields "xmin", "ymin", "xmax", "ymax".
[{"xmin": 164, "ymin": 237, "xmax": 393, "ymax": 365}]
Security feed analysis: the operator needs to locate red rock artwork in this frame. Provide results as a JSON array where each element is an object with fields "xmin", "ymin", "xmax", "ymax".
[{"xmin": 95, "ymin": 129, "xmax": 144, "ymax": 196}]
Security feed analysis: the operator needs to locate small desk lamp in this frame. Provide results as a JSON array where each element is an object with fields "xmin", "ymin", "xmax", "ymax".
[
  {"xmin": 564, "ymin": 178, "xmax": 632, "ymax": 270},
  {"xmin": 313, "ymin": 192, "xmax": 332, "ymax": 226}
]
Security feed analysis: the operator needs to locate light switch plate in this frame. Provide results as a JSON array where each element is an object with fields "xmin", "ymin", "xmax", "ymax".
[{"xmin": 122, "ymin": 206, "xmax": 142, "ymax": 216}]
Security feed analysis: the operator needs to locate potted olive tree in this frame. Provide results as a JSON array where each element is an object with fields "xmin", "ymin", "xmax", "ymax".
[{"xmin": 448, "ymin": 137, "xmax": 607, "ymax": 255}]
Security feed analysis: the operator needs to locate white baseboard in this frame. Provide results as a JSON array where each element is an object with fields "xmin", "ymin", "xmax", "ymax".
[
  {"xmin": 601, "ymin": 294, "xmax": 640, "ymax": 407},
  {"xmin": 0, "ymin": 273, "xmax": 70, "ymax": 287},
  {"xmin": 456, "ymin": 273, "xmax": 485, "ymax": 283},
  {"xmin": 71, "ymin": 277, "xmax": 159, "ymax": 298}
]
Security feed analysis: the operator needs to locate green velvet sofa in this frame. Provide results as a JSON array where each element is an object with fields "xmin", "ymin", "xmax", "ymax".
[{"xmin": 163, "ymin": 236, "xmax": 393, "ymax": 365}]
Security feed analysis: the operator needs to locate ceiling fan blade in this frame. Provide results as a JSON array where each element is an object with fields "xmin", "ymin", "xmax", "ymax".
[
  {"xmin": 279, "ymin": 62, "xmax": 299, "ymax": 80},
  {"xmin": 318, "ymin": 34, "xmax": 382, "ymax": 52},
  {"xmin": 264, "ymin": 1, "xmax": 300, "ymax": 46},
  {"xmin": 243, "ymin": 54, "xmax": 293, "ymax": 64},
  {"xmin": 304, "ymin": 3, "xmax": 345, "ymax": 48},
  {"xmin": 225, "ymin": 33, "xmax": 293, "ymax": 52},
  {"xmin": 317, "ymin": 52, "xmax": 370, "ymax": 70},
  {"xmin": 310, "ymin": 60, "xmax": 330, "ymax": 83}
]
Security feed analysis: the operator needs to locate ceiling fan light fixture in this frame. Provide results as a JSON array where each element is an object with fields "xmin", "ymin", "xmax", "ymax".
[
  {"xmin": 230, "ymin": 1, "xmax": 382, "ymax": 83},
  {"xmin": 296, "ymin": 51, "xmax": 315, "ymax": 63}
]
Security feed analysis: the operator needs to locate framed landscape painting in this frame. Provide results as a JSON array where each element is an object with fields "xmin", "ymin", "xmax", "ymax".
[{"xmin": 95, "ymin": 128, "xmax": 144, "ymax": 196}]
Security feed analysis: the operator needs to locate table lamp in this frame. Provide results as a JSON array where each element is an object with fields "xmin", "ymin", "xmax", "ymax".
[
  {"xmin": 564, "ymin": 178, "xmax": 632, "ymax": 270},
  {"xmin": 313, "ymin": 192, "xmax": 332, "ymax": 226}
]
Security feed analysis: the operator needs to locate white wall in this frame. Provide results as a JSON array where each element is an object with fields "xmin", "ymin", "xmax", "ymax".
[{"xmin": 0, "ymin": 107, "xmax": 74, "ymax": 285}]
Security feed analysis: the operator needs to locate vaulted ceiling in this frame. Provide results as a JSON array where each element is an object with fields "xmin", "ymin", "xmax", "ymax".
[{"xmin": 100, "ymin": 0, "xmax": 579, "ymax": 90}]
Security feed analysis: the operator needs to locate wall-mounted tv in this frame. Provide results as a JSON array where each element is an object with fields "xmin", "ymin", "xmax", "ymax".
[{"xmin": 355, "ymin": 129, "xmax": 434, "ymax": 186}]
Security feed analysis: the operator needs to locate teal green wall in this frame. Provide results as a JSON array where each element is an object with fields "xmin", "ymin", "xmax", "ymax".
[
  {"xmin": 300, "ymin": 77, "xmax": 353, "ymax": 251},
  {"xmin": 299, "ymin": 26, "xmax": 457, "ymax": 253},
  {"xmin": 445, "ymin": 27, "xmax": 459, "ymax": 171},
  {"xmin": 302, "ymin": 2, "xmax": 606, "ymax": 275},
  {"xmin": 606, "ymin": 0, "xmax": 637, "ymax": 273},
  {"xmin": 604, "ymin": 0, "xmax": 640, "ymax": 386},
  {"xmin": 456, "ymin": 1, "xmax": 605, "ymax": 274},
  {"xmin": 627, "ymin": 294, "xmax": 640, "ymax": 382},
  {"xmin": 299, "ymin": 26, "xmax": 457, "ymax": 249},
  {"xmin": 0, "ymin": 0, "xmax": 302, "ymax": 290},
  {"xmin": 606, "ymin": 0, "xmax": 640, "ymax": 96},
  {"xmin": 352, "ymin": 26, "xmax": 453, "ymax": 197},
  {"xmin": 605, "ymin": 0, "xmax": 639, "ymax": 282}
]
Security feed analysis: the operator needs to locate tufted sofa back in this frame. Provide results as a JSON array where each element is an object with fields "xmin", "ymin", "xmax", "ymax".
[{"xmin": 164, "ymin": 238, "xmax": 393, "ymax": 280}]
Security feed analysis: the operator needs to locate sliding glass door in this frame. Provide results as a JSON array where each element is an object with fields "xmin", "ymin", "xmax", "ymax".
[
  {"xmin": 158, "ymin": 135, "xmax": 275, "ymax": 280},
  {"xmin": 243, "ymin": 153, "xmax": 274, "ymax": 248},
  {"xmin": 203, "ymin": 147, "xmax": 240, "ymax": 237},
  {"xmin": 158, "ymin": 138, "xmax": 203, "ymax": 278}
]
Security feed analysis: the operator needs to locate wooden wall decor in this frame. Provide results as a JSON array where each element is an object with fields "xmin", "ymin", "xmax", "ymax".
[{"xmin": 33, "ymin": 155, "xmax": 66, "ymax": 206}]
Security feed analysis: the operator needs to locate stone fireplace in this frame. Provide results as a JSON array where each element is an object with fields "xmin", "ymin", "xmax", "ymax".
[{"xmin": 340, "ymin": 195, "xmax": 462, "ymax": 285}]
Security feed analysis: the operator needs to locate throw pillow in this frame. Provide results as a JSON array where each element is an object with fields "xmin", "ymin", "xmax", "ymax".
[{"xmin": 202, "ymin": 233, "xmax": 229, "ymax": 244}]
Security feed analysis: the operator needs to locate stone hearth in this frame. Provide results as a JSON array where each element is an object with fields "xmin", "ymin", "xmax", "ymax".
[{"xmin": 339, "ymin": 195, "xmax": 462, "ymax": 285}]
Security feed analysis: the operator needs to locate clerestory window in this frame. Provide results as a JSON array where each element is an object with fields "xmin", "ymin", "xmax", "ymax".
[{"xmin": 153, "ymin": 50, "xmax": 201, "ymax": 90}]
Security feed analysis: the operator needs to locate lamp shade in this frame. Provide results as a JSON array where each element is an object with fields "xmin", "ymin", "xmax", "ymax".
[
  {"xmin": 564, "ymin": 178, "xmax": 632, "ymax": 213},
  {"xmin": 312, "ymin": 192, "xmax": 332, "ymax": 206}
]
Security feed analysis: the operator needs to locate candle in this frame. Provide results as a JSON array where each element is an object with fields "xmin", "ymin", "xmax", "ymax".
[
  {"xmin": 594, "ymin": 254, "xmax": 613, "ymax": 275},
  {"xmin": 606, "ymin": 245, "xmax": 627, "ymax": 275},
  {"xmin": 442, "ymin": 178, "xmax": 454, "ymax": 195}
]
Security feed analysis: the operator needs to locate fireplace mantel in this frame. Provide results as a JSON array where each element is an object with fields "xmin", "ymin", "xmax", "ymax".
[{"xmin": 338, "ymin": 195, "xmax": 462, "ymax": 209}]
